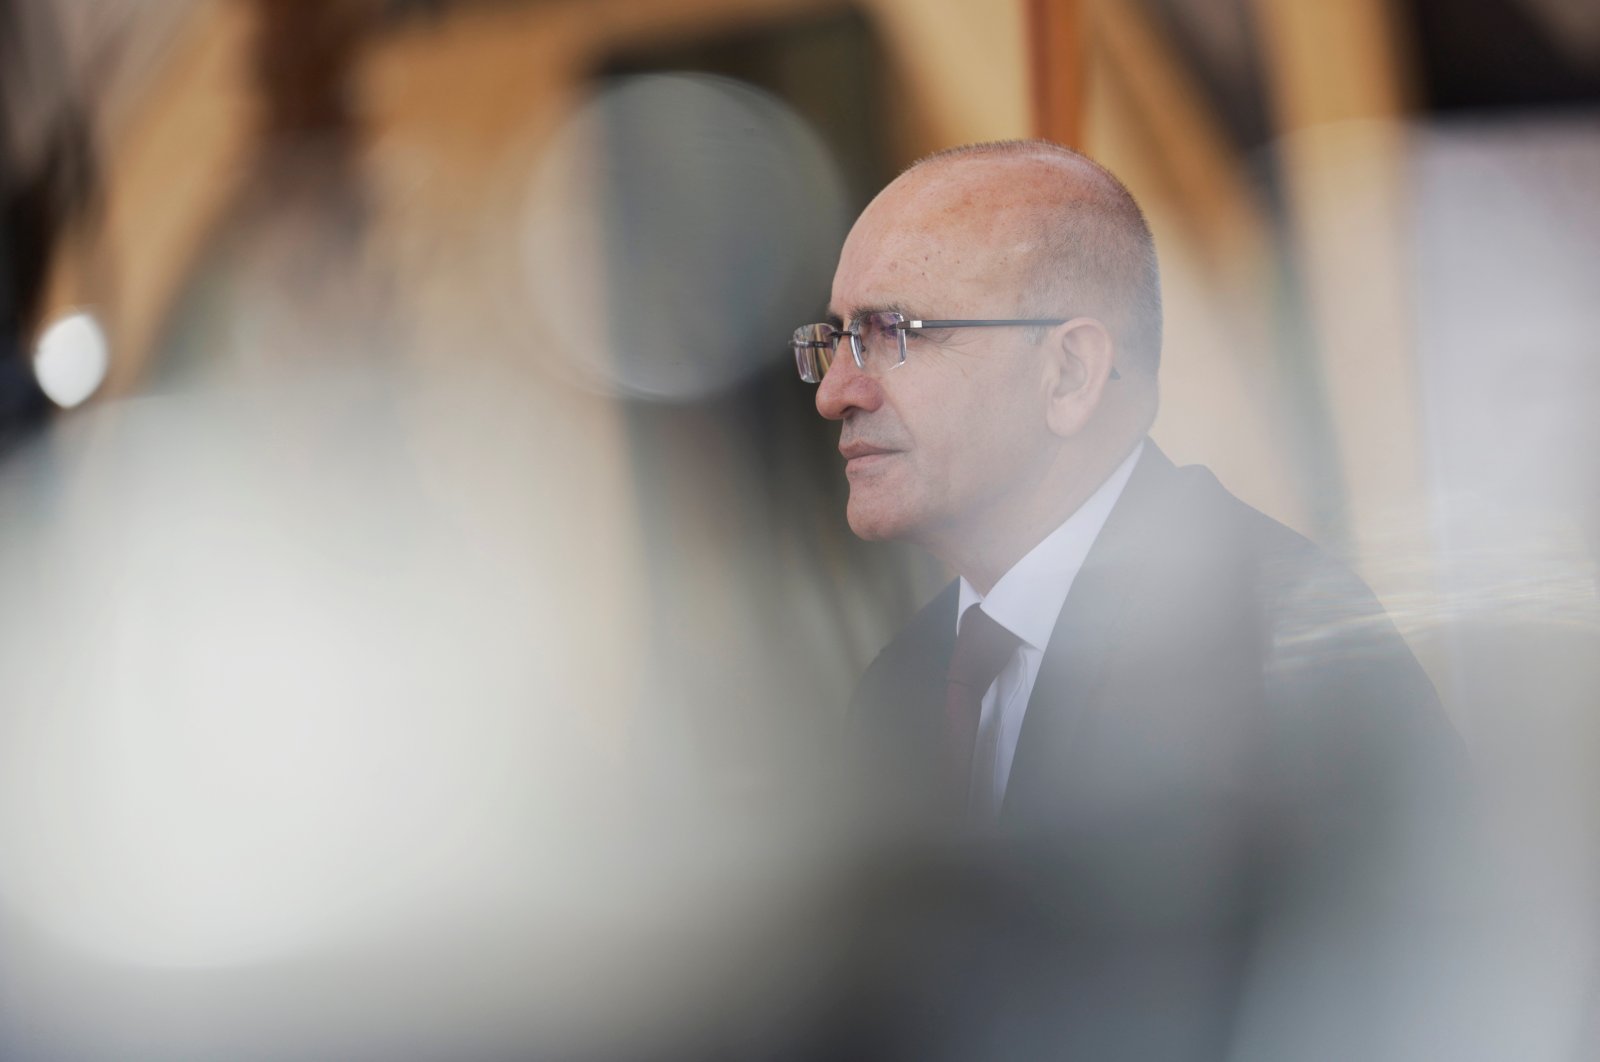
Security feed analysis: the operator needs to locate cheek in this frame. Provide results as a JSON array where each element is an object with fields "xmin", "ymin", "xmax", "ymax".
[{"xmin": 948, "ymin": 388, "xmax": 1046, "ymax": 484}]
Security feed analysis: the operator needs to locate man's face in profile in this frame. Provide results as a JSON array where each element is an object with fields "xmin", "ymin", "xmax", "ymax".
[{"xmin": 816, "ymin": 162, "xmax": 1057, "ymax": 551}]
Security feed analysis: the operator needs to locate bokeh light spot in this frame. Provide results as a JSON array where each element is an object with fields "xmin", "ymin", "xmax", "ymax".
[{"xmin": 33, "ymin": 310, "xmax": 109, "ymax": 409}]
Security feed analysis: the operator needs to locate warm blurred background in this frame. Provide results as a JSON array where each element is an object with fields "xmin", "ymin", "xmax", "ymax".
[{"xmin": 2, "ymin": 0, "xmax": 1597, "ymax": 1058}]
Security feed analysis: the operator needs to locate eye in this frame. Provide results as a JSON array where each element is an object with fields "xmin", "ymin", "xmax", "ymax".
[{"xmin": 907, "ymin": 324, "xmax": 955, "ymax": 345}]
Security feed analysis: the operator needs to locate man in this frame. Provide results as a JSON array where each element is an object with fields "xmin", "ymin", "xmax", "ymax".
[{"xmin": 791, "ymin": 141, "xmax": 1480, "ymax": 1060}]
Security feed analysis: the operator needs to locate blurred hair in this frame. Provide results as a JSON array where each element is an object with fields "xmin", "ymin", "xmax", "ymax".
[{"xmin": 908, "ymin": 139, "xmax": 1163, "ymax": 375}]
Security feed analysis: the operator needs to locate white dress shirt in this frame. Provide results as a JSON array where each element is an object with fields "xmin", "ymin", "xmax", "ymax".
[{"xmin": 955, "ymin": 441, "xmax": 1145, "ymax": 815}]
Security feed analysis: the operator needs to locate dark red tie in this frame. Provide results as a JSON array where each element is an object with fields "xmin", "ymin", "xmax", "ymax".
[{"xmin": 945, "ymin": 604, "xmax": 1022, "ymax": 806}]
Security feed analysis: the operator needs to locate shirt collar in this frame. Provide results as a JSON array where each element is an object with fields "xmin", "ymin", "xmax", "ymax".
[{"xmin": 958, "ymin": 440, "xmax": 1146, "ymax": 649}]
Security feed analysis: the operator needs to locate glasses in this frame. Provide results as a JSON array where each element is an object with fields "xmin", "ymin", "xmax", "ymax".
[{"xmin": 791, "ymin": 311, "xmax": 1119, "ymax": 383}]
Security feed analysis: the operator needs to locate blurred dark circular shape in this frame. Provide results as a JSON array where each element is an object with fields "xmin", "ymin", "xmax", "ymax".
[{"xmin": 524, "ymin": 72, "xmax": 848, "ymax": 401}]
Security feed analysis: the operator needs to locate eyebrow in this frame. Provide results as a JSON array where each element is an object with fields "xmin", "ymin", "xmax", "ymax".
[{"xmin": 825, "ymin": 302, "xmax": 914, "ymax": 329}]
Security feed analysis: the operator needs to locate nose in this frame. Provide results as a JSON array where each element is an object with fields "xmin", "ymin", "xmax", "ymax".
[{"xmin": 815, "ymin": 352, "xmax": 884, "ymax": 421}]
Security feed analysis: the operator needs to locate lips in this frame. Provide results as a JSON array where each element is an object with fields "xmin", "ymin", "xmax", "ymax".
[
  {"xmin": 840, "ymin": 440, "xmax": 901, "ymax": 474},
  {"xmin": 839, "ymin": 442, "xmax": 897, "ymax": 460}
]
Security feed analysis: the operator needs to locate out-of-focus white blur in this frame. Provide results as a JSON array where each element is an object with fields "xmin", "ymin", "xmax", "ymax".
[
  {"xmin": 2, "ymin": 392, "xmax": 578, "ymax": 970},
  {"xmin": 1413, "ymin": 116, "xmax": 1600, "ymax": 1061},
  {"xmin": 32, "ymin": 309, "xmax": 108, "ymax": 407}
]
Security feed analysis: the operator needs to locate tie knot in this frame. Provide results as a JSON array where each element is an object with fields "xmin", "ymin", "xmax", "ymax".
[{"xmin": 947, "ymin": 604, "xmax": 1021, "ymax": 693}]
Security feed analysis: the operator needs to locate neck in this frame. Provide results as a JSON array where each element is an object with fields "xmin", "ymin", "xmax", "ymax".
[{"xmin": 927, "ymin": 433, "xmax": 1140, "ymax": 594}]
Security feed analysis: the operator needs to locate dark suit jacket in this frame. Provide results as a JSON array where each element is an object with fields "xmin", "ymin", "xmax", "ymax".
[{"xmin": 831, "ymin": 444, "xmax": 1478, "ymax": 1061}]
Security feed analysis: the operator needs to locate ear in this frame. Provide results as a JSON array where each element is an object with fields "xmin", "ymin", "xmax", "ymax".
[{"xmin": 1042, "ymin": 317, "xmax": 1116, "ymax": 437}]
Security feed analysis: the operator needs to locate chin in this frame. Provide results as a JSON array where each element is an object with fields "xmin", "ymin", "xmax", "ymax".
[
  {"xmin": 845, "ymin": 497, "xmax": 913, "ymax": 542},
  {"xmin": 847, "ymin": 518, "xmax": 893, "ymax": 541}
]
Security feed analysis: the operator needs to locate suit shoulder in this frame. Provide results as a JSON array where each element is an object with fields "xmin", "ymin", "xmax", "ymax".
[
  {"xmin": 1157, "ymin": 461, "xmax": 1427, "ymax": 683},
  {"xmin": 1168, "ymin": 462, "xmax": 1378, "ymax": 608}
]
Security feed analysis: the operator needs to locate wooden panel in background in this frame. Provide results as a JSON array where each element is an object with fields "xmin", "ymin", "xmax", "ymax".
[
  {"xmin": 1250, "ymin": 0, "xmax": 1433, "ymax": 625},
  {"xmin": 1029, "ymin": 0, "xmax": 1085, "ymax": 146}
]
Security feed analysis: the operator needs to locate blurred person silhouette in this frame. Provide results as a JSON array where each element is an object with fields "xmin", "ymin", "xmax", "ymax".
[{"xmin": 790, "ymin": 140, "xmax": 1485, "ymax": 1061}]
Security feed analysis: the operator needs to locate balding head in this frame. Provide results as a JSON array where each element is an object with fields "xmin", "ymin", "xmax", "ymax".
[{"xmin": 895, "ymin": 140, "xmax": 1162, "ymax": 376}]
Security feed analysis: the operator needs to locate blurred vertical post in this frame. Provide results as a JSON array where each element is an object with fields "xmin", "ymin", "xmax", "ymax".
[
  {"xmin": 1081, "ymin": 1, "xmax": 1305, "ymax": 540},
  {"xmin": 1250, "ymin": 0, "xmax": 1437, "ymax": 649},
  {"xmin": 1028, "ymin": 0, "xmax": 1084, "ymax": 146},
  {"xmin": 254, "ymin": 0, "xmax": 372, "ymax": 144},
  {"xmin": 248, "ymin": 0, "xmax": 383, "ymax": 238}
]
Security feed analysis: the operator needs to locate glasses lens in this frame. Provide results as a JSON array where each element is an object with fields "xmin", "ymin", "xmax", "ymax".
[
  {"xmin": 857, "ymin": 312, "xmax": 906, "ymax": 374},
  {"xmin": 791, "ymin": 323, "xmax": 836, "ymax": 383}
]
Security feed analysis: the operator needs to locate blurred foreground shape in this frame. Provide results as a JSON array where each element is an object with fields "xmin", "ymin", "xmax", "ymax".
[{"xmin": 0, "ymin": 0, "xmax": 1597, "ymax": 1059}]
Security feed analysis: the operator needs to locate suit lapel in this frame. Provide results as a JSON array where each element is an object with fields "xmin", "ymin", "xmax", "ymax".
[{"xmin": 1001, "ymin": 444, "xmax": 1181, "ymax": 821}]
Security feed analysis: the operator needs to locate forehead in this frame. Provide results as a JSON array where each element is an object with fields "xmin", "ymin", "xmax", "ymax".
[{"xmin": 830, "ymin": 160, "xmax": 1051, "ymax": 318}]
